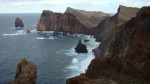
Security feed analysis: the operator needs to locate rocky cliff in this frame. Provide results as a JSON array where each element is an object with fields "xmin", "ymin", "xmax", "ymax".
[
  {"xmin": 37, "ymin": 10, "xmax": 93, "ymax": 34},
  {"xmin": 9, "ymin": 58, "xmax": 37, "ymax": 84},
  {"xmin": 65, "ymin": 7, "xmax": 111, "ymax": 28},
  {"xmin": 37, "ymin": 7, "xmax": 111, "ymax": 35},
  {"xmin": 94, "ymin": 5, "xmax": 139, "ymax": 42},
  {"xmin": 67, "ymin": 6, "xmax": 150, "ymax": 84}
]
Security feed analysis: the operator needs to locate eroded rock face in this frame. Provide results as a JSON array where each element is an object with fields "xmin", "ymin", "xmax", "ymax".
[
  {"xmin": 67, "ymin": 6, "xmax": 150, "ymax": 84},
  {"xmin": 15, "ymin": 17, "xmax": 24, "ymax": 27},
  {"xmin": 75, "ymin": 40, "xmax": 88, "ymax": 53},
  {"xmin": 94, "ymin": 5, "xmax": 139, "ymax": 42},
  {"xmin": 65, "ymin": 7, "xmax": 111, "ymax": 28},
  {"xmin": 9, "ymin": 58, "xmax": 37, "ymax": 84},
  {"xmin": 37, "ymin": 10, "xmax": 91, "ymax": 34},
  {"xmin": 90, "ymin": 6, "xmax": 150, "ymax": 80}
]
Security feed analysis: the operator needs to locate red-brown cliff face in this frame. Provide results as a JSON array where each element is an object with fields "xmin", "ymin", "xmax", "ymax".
[
  {"xmin": 37, "ymin": 10, "xmax": 93, "ymax": 34},
  {"xmin": 88, "ymin": 5, "xmax": 150, "ymax": 81},
  {"xmin": 94, "ymin": 5, "xmax": 139, "ymax": 42},
  {"xmin": 67, "ymin": 6, "xmax": 150, "ymax": 84},
  {"xmin": 9, "ymin": 58, "xmax": 37, "ymax": 84}
]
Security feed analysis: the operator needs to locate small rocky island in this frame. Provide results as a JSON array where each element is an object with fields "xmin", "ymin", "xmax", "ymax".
[
  {"xmin": 75, "ymin": 40, "xmax": 88, "ymax": 53},
  {"xmin": 15, "ymin": 17, "xmax": 24, "ymax": 28}
]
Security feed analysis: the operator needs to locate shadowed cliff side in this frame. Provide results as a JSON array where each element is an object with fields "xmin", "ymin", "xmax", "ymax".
[
  {"xmin": 66, "ymin": 6, "xmax": 150, "ymax": 84},
  {"xmin": 37, "ymin": 10, "xmax": 93, "ymax": 34},
  {"xmin": 9, "ymin": 58, "xmax": 37, "ymax": 84},
  {"xmin": 94, "ymin": 5, "xmax": 139, "ymax": 42}
]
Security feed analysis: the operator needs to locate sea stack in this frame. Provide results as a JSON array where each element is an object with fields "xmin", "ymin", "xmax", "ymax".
[
  {"xmin": 9, "ymin": 58, "xmax": 37, "ymax": 84},
  {"xmin": 15, "ymin": 17, "xmax": 24, "ymax": 28},
  {"xmin": 75, "ymin": 40, "xmax": 88, "ymax": 53}
]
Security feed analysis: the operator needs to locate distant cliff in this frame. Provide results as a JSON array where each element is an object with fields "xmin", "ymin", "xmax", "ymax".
[
  {"xmin": 37, "ymin": 10, "xmax": 93, "ymax": 34},
  {"xmin": 65, "ymin": 7, "xmax": 111, "ymax": 28},
  {"xmin": 37, "ymin": 8, "xmax": 111, "ymax": 34},
  {"xmin": 67, "ymin": 6, "xmax": 150, "ymax": 84},
  {"xmin": 94, "ymin": 5, "xmax": 139, "ymax": 41}
]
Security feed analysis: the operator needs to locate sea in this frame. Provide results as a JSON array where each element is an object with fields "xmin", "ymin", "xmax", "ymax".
[{"xmin": 0, "ymin": 13, "xmax": 99, "ymax": 84}]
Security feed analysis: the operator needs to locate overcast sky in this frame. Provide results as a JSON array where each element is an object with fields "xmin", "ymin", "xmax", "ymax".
[{"xmin": 0, "ymin": 0, "xmax": 149, "ymax": 13}]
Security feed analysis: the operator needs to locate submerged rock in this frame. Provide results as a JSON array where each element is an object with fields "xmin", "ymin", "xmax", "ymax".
[
  {"xmin": 26, "ymin": 29, "xmax": 31, "ymax": 33},
  {"xmin": 15, "ymin": 17, "xmax": 24, "ymax": 28},
  {"xmin": 75, "ymin": 40, "xmax": 88, "ymax": 53},
  {"xmin": 84, "ymin": 39, "xmax": 89, "ymax": 42},
  {"xmin": 9, "ymin": 58, "xmax": 37, "ymax": 84}
]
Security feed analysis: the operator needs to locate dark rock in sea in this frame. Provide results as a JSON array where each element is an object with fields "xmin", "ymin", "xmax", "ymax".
[
  {"xmin": 9, "ymin": 58, "xmax": 37, "ymax": 84},
  {"xmin": 15, "ymin": 17, "xmax": 24, "ymax": 28},
  {"xmin": 75, "ymin": 40, "xmax": 88, "ymax": 53},
  {"xmin": 84, "ymin": 39, "xmax": 89, "ymax": 42},
  {"xmin": 63, "ymin": 31, "xmax": 68, "ymax": 36},
  {"xmin": 26, "ymin": 29, "xmax": 31, "ymax": 33},
  {"xmin": 53, "ymin": 28, "xmax": 59, "ymax": 37}
]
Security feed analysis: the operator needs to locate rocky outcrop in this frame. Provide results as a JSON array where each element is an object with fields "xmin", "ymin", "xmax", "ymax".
[
  {"xmin": 65, "ymin": 7, "xmax": 111, "ymax": 28},
  {"xmin": 26, "ymin": 29, "xmax": 31, "ymax": 33},
  {"xmin": 15, "ymin": 17, "xmax": 24, "ymax": 27},
  {"xmin": 94, "ymin": 5, "xmax": 139, "ymax": 42},
  {"xmin": 9, "ymin": 58, "xmax": 37, "ymax": 84},
  {"xmin": 37, "ymin": 7, "xmax": 111, "ymax": 35},
  {"xmin": 37, "ymin": 10, "xmax": 92, "ymax": 34},
  {"xmin": 75, "ymin": 40, "xmax": 88, "ymax": 53},
  {"xmin": 67, "ymin": 6, "xmax": 150, "ymax": 84}
]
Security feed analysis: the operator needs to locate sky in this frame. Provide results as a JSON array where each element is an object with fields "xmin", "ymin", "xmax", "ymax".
[{"xmin": 0, "ymin": 0, "xmax": 149, "ymax": 13}]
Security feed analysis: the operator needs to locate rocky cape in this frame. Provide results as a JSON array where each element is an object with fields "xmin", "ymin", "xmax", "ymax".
[
  {"xmin": 36, "ymin": 8, "xmax": 111, "ymax": 35},
  {"xmin": 9, "ymin": 58, "xmax": 37, "ymax": 84},
  {"xmin": 67, "ymin": 6, "xmax": 150, "ymax": 84}
]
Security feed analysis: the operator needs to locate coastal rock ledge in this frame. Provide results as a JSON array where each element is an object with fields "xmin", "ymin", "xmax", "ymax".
[{"xmin": 9, "ymin": 58, "xmax": 37, "ymax": 84}]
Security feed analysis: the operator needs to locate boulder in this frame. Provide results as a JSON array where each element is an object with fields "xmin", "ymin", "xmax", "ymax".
[
  {"xmin": 84, "ymin": 39, "xmax": 89, "ymax": 42},
  {"xmin": 9, "ymin": 58, "xmax": 37, "ymax": 84},
  {"xmin": 26, "ymin": 29, "xmax": 31, "ymax": 33},
  {"xmin": 63, "ymin": 31, "xmax": 68, "ymax": 36},
  {"xmin": 75, "ymin": 40, "xmax": 88, "ymax": 53},
  {"xmin": 15, "ymin": 17, "xmax": 24, "ymax": 27}
]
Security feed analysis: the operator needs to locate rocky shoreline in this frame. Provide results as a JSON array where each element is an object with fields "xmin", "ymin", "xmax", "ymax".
[{"xmin": 10, "ymin": 5, "xmax": 150, "ymax": 84}]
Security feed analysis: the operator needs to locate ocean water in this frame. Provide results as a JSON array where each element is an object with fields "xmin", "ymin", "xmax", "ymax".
[{"xmin": 0, "ymin": 13, "xmax": 99, "ymax": 84}]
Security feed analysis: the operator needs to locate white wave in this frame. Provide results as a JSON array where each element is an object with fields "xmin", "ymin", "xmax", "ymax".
[
  {"xmin": 37, "ymin": 37, "xmax": 55, "ymax": 40},
  {"xmin": 61, "ymin": 34, "xmax": 100, "ymax": 78},
  {"xmin": 3, "ymin": 30, "xmax": 26, "ymax": 36},
  {"xmin": 72, "ymin": 58, "xmax": 78, "ymax": 64},
  {"xmin": 31, "ymin": 29, "xmax": 37, "ymax": 33}
]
